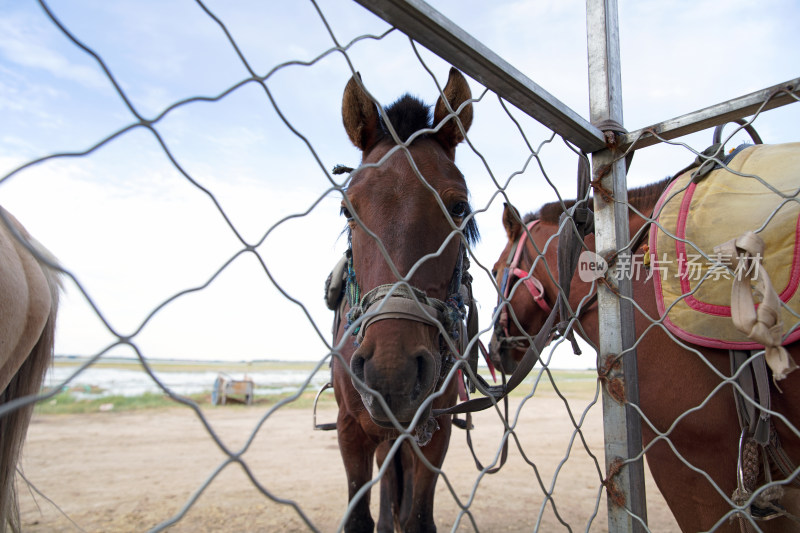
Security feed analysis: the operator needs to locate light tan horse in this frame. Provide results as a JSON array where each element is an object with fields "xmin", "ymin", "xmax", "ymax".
[{"xmin": 0, "ymin": 207, "xmax": 60, "ymax": 531}]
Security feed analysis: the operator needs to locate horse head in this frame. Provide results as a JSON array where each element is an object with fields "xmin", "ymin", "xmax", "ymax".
[
  {"xmin": 489, "ymin": 203, "xmax": 559, "ymax": 374},
  {"xmin": 488, "ymin": 178, "xmax": 668, "ymax": 374},
  {"xmin": 339, "ymin": 68, "xmax": 477, "ymax": 427}
]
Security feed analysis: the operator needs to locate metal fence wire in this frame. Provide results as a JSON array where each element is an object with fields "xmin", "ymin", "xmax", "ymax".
[{"xmin": 3, "ymin": 0, "xmax": 800, "ymax": 531}]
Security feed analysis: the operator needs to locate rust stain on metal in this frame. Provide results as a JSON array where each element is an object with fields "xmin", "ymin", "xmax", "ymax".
[
  {"xmin": 604, "ymin": 130, "xmax": 618, "ymax": 148},
  {"xmin": 603, "ymin": 457, "xmax": 627, "ymax": 507},
  {"xmin": 598, "ymin": 356, "xmax": 626, "ymax": 404},
  {"xmin": 607, "ymin": 377, "xmax": 626, "ymax": 404},
  {"xmin": 597, "ymin": 355, "xmax": 620, "ymax": 378},
  {"xmin": 590, "ymin": 167, "xmax": 614, "ymax": 203},
  {"xmin": 597, "ymin": 277, "xmax": 621, "ymax": 297}
]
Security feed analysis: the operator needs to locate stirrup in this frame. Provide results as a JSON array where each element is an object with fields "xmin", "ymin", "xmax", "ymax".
[
  {"xmin": 313, "ymin": 382, "xmax": 337, "ymax": 431},
  {"xmin": 734, "ymin": 428, "xmax": 785, "ymax": 523}
]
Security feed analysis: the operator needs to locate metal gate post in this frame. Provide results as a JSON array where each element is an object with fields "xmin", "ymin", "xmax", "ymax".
[{"xmin": 586, "ymin": 0, "xmax": 648, "ymax": 531}]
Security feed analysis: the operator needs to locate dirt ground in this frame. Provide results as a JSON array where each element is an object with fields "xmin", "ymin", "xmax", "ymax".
[{"xmin": 18, "ymin": 393, "xmax": 680, "ymax": 532}]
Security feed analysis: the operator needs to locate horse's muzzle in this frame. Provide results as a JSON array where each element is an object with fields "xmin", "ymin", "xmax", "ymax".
[{"xmin": 350, "ymin": 345, "xmax": 437, "ymax": 426}]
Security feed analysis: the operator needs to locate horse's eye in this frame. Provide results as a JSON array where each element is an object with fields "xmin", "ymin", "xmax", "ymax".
[
  {"xmin": 340, "ymin": 205, "xmax": 353, "ymax": 220},
  {"xmin": 450, "ymin": 201, "xmax": 469, "ymax": 218}
]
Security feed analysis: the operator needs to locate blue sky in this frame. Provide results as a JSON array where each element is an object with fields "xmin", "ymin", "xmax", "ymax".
[{"xmin": 0, "ymin": 0, "xmax": 798, "ymax": 367}]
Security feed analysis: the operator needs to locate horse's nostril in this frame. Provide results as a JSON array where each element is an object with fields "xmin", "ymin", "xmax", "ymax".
[
  {"xmin": 412, "ymin": 350, "xmax": 435, "ymax": 401},
  {"xmin": 350, "ymin": 352, "xmax": 366, "ymax": 382}
]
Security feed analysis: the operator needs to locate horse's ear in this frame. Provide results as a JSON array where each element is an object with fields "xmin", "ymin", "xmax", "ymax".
[
  {"xmin": 342, "ymin": 73, "xmax": 382, "ymax": 151},
  {"xmin": 433, "ymin": 68, "xmax": 473, "ymax": 154},
  {"xmin": 502, "ymin": 203, "xmax": 523, "ymax": 242}
]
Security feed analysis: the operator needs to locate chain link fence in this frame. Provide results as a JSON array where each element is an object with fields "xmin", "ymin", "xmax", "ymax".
[{"xmin": 2, "ymin": 0, "xmax": 799, "ymax": 531}]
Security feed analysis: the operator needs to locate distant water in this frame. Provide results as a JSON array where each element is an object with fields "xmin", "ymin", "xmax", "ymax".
[{"xmin": 44, "ymin": 365, "xmax": 330, "ymax": 398}]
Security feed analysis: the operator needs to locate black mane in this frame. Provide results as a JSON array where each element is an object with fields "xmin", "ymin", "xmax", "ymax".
[
  {"xmin": 381, "ymin": 95, "xmax": 432, "ymax": 143},
  {"xmin": 524, "ymin": 177, "xmax": 673, "ymax": 224}
]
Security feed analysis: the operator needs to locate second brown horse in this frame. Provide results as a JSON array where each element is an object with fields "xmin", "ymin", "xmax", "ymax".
[{"xmin": 488, "ymin": 160, "xmax": 800, "ymax": 532}]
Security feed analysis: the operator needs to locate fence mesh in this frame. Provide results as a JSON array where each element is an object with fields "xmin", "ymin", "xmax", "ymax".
[{"xmin": 2, "ymin": 0, "xmax": 799, "ymax": 531}]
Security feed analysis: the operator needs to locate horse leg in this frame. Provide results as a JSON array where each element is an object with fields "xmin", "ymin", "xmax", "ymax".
[
  {"xmin": 398, "ymin": 417, "xmax": 452, "ymax": 533},
  {"xmin": 337, "ymin": 412, "xmax": 378, "ymax": 533},
  {"xmin": 376, "ymin": 440, "xmax": 399, "ymax": 533},
  {"xmin": 634, "ymin": 343, "xmax": 740, "ymax": 531},
  {"xmin": 638, "ymin": 366, "xmax": 742, "ymax": 532}
]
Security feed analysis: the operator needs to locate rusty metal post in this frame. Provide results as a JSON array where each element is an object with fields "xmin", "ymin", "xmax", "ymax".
[{"xmin": 586, "ymin": 0, "xmax": 648, "ymax": 531}]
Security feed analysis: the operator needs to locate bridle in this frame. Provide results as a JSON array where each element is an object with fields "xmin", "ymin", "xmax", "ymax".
[
  {"xmin": 494, "ymin": 220, "xmax": 552, "ymax": 350},
  {"xmin": 344, "ymin": 239, "xmax": 483, "ymax": 391}
]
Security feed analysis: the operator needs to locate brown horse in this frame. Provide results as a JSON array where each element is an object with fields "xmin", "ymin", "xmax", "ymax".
[
  {"xmin": 488, "ymin": 169, "xmax": 800, "ymax": 531},
  {"xmin": 0, "ymin": 207, "xmax": 60, "ymax": 531},
  {"xmin": 331, "ymin": 68, "xmax": 478, "ymax": 532}
]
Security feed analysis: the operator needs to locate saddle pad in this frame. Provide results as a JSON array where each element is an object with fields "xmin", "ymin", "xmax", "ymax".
[{"xmin": 649, "ymin": 142, "xmax": 800, "ymax": 349}]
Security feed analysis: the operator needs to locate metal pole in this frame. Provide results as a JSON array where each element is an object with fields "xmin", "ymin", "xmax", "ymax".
[
  {"xmin": 619, "ymin": 77, "xmax": 800, "ymax": 151},
  {"xmin": 586, "ymin": 0, "xmax": 647, "ymax": 531}
]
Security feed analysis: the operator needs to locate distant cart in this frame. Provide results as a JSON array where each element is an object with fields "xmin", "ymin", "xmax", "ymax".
[{"xmin": 212, "ymin": 374, "xmax": 254, "ymax": 406}]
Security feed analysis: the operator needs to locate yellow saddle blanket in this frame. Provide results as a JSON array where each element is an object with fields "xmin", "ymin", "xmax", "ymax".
[{"xmin": 649, "ymin": 142, "xmax": 800, "ymax": 353}]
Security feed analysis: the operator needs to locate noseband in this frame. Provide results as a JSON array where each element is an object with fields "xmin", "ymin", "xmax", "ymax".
[
  {"xmin": 495, "ymin": 220, "xmax": 552, "ymax": 347},
  {"xmin": 345, "ymin": 242, "xmax": 473, "ymax": 366}
]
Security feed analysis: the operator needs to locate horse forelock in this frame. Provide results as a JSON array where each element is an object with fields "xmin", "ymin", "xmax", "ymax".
[
  {"xmin": 346, "ymin": 91, "xmax": 480, "ymax": 246},
  {"xmin": 381, "ymin": 95, "xmax": 432, "ymax": 144}
]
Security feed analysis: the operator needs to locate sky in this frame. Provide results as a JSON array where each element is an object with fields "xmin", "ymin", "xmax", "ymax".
[{"xmin": 0, "ymin": 0, "xmax": 798, "ymax": 369}]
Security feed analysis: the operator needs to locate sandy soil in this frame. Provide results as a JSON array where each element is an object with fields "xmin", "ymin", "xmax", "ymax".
[{"xmin": 18, "ymin": 392, "xmax": 680, "ymax": 532}]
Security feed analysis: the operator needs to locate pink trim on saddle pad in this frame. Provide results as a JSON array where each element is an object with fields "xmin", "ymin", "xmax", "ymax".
[
  {"xmin": 650, "ymin": 177, "xmax": 800, "ymax": 349},
  {"xmin": 649, "ymin": 179, "xmax": 676, "ymax": 330}
]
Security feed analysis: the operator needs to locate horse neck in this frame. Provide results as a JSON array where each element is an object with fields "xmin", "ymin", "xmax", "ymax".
[
  {"xmin": 527, "ymin": 193, "xmax": 659, "ymax": 317},
  {"xmin": 544, "ymin": 213, "xmax": 650, "ymax": 311}
]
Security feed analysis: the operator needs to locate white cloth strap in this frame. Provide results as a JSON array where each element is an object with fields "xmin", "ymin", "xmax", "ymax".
[{"xmin": 714, "ymin": 231, "xmax": 797, "ymax": 380}]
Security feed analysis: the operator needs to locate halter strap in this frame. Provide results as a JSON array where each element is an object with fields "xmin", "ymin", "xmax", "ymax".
[
  {"xmin": 500, "ymin": 220, "xmax": 537, "ymax": 305},
  {"xmin": 498, "ymin": 220, "xmax": 551, "ymax": 337},
  {"xmin": 507, "ymin": 221, "xmax": 538, "ymax": 281},
  {"xmin": 435, "ymin": 300, "xmax": 560, "ymax": 417},
  {"xmin": 511, "ymin": 268, "xmax": 551, "ymax": 313},
  {"xmin": 348, "ymin": 283, "xmax": 452, "ymax": 345},
  {"xmin": 345, "ymin": 244, "xmax": 468, "ymax": 349},
  {"xmin": 508, "ymin": 221, "xmax": 537, "ymax": 273}
]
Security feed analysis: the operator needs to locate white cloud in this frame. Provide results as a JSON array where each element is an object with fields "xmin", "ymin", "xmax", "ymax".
[
  {"xmin": 0, "ymin": 13, "xmax": 108, "ymax": 90},
  {"xmin": 1, "ymin": 0, "xmax": 797, "ymax": 367}
]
